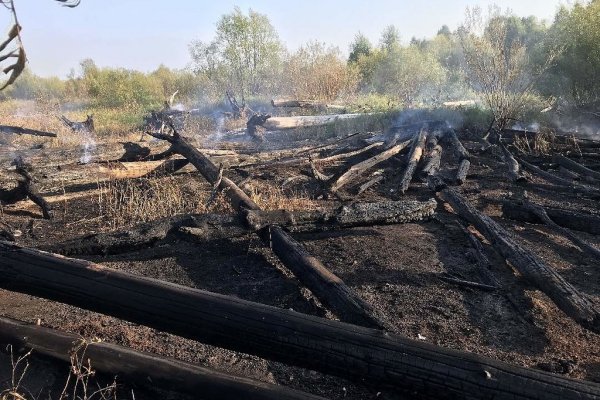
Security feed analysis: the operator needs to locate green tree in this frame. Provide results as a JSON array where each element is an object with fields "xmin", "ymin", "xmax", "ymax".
[
  {"xmin": 547, "ymin": 0, "xmax": 600, "ymax": 108},
  {"xmin": 348, "ymin": 32, "xmax": 372, "ymax": 64},
  {"xmin": 459, "ymin": 6, "xmax": 559, "ymax": 129},
  {"xmin": 189, "ymin": 7, "xmax": 283, "ymax": 100}
]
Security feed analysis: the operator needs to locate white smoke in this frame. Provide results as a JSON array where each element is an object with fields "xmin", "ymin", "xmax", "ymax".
[{"xmin": 79, "ymin": 130, "xmax": 97, "ymax": 164}]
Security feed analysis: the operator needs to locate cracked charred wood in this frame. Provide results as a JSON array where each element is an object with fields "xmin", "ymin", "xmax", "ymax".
[
  {"xmin": 0, "ymin": 125, "xmax": 56, "ymax": 137},
  {"xmin": 0, "ymin": 317, "xmax": 325, "ymax": 400},
  {"xmin": 357, "ymin": 174, "xmax": 383, "ymax": 195},
  {"xmin": 500, "ymin": 143, "xmax": 527, "ymax": 182},
  {"xmin": 399, "ymin": 130, "xmax": 427, "ymax": 193},
  {"xmin": 554, "ymin": 154, "xmax": 600, "ymax": 181},
  {"xmin": 244, "ymin": 199, "xmax": 436, "ymax": 231},
  {"xmin": 0, "ymin": 159, "xmax": 52, "ymax": 219},
  {"xmin": 445, "ymin": 130, "xmax": 471, "ymax": 185},
  {"xmin": 518, "ymin": 157, "xmax": 600, "ymax": 197},
  {"xmin": 247, "ymin": 113, "xmax": 271, "ymax": 141},
  {"xmin": 327, "ymin": 140, "xmax": 411, "ymax": 195},
  {"xmin": 147, "ymin": 128, "xmax": 385, "ymax": 329},
  {"xmin": 58, "ymin": 114, "xmax": 95, "ymax": 133},
  {"xmin": 429, "ymin": 176, "xmax": 600, "ymax": 333},
  {"xmin": 1, "ymin": 242, "xmax": 600, "ymax": 400},
  {"xmin": 420, "ymin": 144, "xmax": 442, "ymax": 178},
  {"xmin": 501, "ymin": 201, "xmax": 600, "ymax": 236}
]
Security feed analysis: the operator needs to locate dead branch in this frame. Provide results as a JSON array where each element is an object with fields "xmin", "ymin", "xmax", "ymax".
[
  {"xmin": 554, "ymin": 154, "xmax": 600, "ymax": 181},
  {"xmin": 500, "ymin": 143, "xmax": 527, "ymax": 182},
  {"xmin": 518, "ymin": 157, "xmax": 600, "ymax": 197}
]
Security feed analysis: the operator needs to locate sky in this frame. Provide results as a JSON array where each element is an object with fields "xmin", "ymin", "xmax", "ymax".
[{"xmin": 3, "ymin": 0, "xmax": 567, "ymax": 78}]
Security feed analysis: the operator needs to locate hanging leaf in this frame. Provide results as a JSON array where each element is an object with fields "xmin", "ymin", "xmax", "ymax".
[
  {"xmin": 0, "ymin": 46, "xmax": 26, "ymax": 90},
  {"xmin": 0, "ymin": 24, "xmax": 20, "ymax": 53},
  {"xmin": 55, "ymin": 0, "xmax": 81, "ymax": 7}
]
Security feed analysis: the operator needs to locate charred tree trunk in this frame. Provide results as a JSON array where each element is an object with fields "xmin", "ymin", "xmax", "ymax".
[
  {"xmin": 428, "ymin": 176, "xmax": 600, "ymax": 333},
  {"xmin": 328, "ymin": 140, "xmax": 411, "ymax": 194},
  {"xmin": 500, "ymin": 143, "xmax": 527, "ymax": 182},
  {"xmin": 0, "ymin": 125, "xmax": 56, "ymax": 137},
  {"xmin": 501, "ymin": 201, "xmax": 600, "ymax": 236},
  {"xmin": 445, "ymin": 130, "xmax": 471, "ymax": 185},
  {"xmin": 0, "ymin": 159, "xmax": 52, "ymax": 219},
  {"xmin": 1, "ymin": 241, "xmax": 599, "ymax": 400},
  {"xmin": 399, "ymin": 130, "xmax": 427, "ymax": 193},
  {"xmin": 554, "ymin": 154, "xmax": 600, "ymax": 181},
  {"xmin": 0, "ymin": 316, "xmax": 325, "ymax": 400},
  {"xmin": 518, "ymin": 158, "xmax": 600, "ymax": 197}
]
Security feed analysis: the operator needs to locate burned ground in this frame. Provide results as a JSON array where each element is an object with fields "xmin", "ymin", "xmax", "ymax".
[{"xmin": 0, "ymin": 126, "xmax": 599, "ymax": 399}]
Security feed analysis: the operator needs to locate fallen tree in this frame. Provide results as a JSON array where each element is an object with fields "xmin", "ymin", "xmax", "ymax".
[
  {"xmin": 501, "ymin": 201, "xmax": 600, "ymax": 235},
  {"xmin": 263, "ymin": 114, "xmax": 373, "ymax": 131},
  {"xmin": 518, "ymin": 157, "xmax": 600, "ymax": 197},
  {"xmin": 0, "ymin": 125, "xmax": 56, "ymax": 137},
  {"xmin": 49, "ymin": 199, "xmax": 436, "ymax": 256},
  {"xmin": 1, "ymin": 241, "xmax": 600, "ymax": 400},
  {"xmin": 271, "ymin": 99, "xmax": 346, "ymax": 113},
  {"xmin": 428, "ymin": 176, "xmax": 600, "ymax": 333},
  {"xmin": 554, "ymin": 154, "xmax": 600, "ymax": 181},
  {"xmin": 148, "ymin": 127, "xmax": 386, "ymax": 329},
  {"xmin": 0, "ymin": 316, "xmax": 325, "ymax": 400}
]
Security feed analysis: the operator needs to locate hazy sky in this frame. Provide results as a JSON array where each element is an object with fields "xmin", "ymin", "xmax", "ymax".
[{"xmin": 5, "ymin": 0, "xmax": 566, "ymax": 77}]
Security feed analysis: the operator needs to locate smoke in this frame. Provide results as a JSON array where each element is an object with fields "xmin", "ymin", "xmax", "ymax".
[{"xmin": 79, "ymin": 129, "xmax": 97, "ymax": 164}]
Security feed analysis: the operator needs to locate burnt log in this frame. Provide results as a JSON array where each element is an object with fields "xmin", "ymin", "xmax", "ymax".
[
  {"xmin": 399, "ymin": 130, "xmax": 427, "ymax": 193},
  {"xmin": 1, "ymin": 242, "xmax": 600, "ymax": 400},
  {"xmin": 0, "ymin": 125, "xmax": 56, "ymax": 137},
  {"xmin": 329, "ymin": 140, "xmax": 411, "ymax": 194},
  {"xmin": 554, "ymin": 154, "xmax": 600, "ymax": 181},
  {"xmin": 518, "ymin": 158, "xmax": 600, "ymax": 197},
  {"xmin": 500, "ymin": 144, "xmax": 527, "ymax": 182},
  {"xmin": 271, "ymin": 99, "xmax": 347, "ymax": 113},
  {"xmin": 420, "ymin": 144, "xmax": 442, "ymax": 178},
  {"xmin": 445, "ymin": 130, "xmax": 471, "ymax": 184},
  {"xmin": 501, "ymin": 201, "xmax": 600, "ymax": 235},
  {"xmin": 429, "ymin": 176, "xmax": 600, "ymax": 333},
  {"xmin": 244, "ymin": 199, "xmax": 436, "ymax": 231},
  {"xmin": 226, "ymin": 90, "xmax": 252, "ymax": 118},
  {"xmin": 148, "ymin": 128, "xmax": 386, "ymax": 329},
  {"xmin": 0, "ymin": 316, "xmax": 325, "ymax": 400}
]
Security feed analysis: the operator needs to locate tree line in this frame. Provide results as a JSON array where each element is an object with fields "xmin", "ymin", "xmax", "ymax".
[{"xmin": 1, "ymin": 2, "xmax": 599, "ymax": 128}]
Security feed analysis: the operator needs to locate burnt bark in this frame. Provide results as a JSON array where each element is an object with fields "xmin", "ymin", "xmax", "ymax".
[
  {"xmin": 445, "ymin": 130, "xmax": 471, "ymax": 185},
  {"xmin": 0, "ymin": 125, "xmax": 56, "ymax": 137},
  {"xmin": 0, "ymin": 316, "xmax": 325, "ymax": 400},
  {"xmin": 2, "ymin": 242, "xmax": 600, "ymax": 399},
  {"xmin": 399, "ymin": 130, "xmax": 427, "ymax": 193},
  {"xmin": 554, "ymin": 154, "xmax": 600, "ymax": 181}
]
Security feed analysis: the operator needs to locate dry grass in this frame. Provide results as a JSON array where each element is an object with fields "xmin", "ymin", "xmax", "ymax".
[
  {"xmin": 96, "ymin": 175, "xmax": 231, "ymax": 230},
  {"xmin": 244, "ymin": 181, "xmax": 319, "ymax": 211},
  {"xmin": 1, "ymin": 342, "xmax": 120, "ymax": 400},
  {"xmin": 513, "ymin": 130, "xmax": 555, "ymax": 155}
]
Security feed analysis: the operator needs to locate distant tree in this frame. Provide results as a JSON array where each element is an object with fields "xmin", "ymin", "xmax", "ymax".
[
  {"xmin": 283, "ymin": 41, "xmax": 358, "ymax": 100},
  {"xmin": 348, "ymin": 32, "xmax": 372, "ymax": 64},
  {"xmin": 379, "ymin": 25, "xmax": 401, "ymax": 52},
  {"xmin": 459, "ymin": 6, "xmax": 560, "ymax": 130},
  {"xmin": 189, "ymin": 7, "xmax": 283, "ymax": 100},
  {"xmin": 547, "ymin": 0, "xmax": 600, "ymax": 108},
  {"xmin": 437, "ymin": 25, "xmax": 451, "ymax": 37}
]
